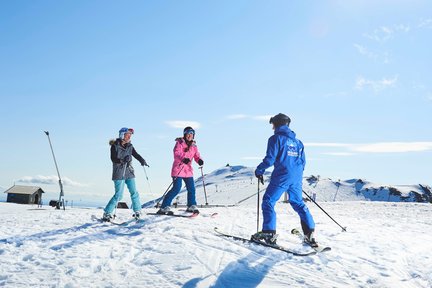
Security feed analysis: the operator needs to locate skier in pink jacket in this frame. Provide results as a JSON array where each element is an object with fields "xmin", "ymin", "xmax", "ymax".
[{"xmin": 157, "ymin": 126, "xmax": 204, "ymax": 215}]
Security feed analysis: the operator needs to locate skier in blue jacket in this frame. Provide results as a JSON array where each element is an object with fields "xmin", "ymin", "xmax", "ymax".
[{"xmin": 252, "ymin": 113, "xmax": 318, "ymax": 247}]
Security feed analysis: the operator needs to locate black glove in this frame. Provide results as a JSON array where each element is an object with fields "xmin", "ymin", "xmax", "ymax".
[
  {"xmin": 256, "ymin": 175, "xmax": 264, "ymax": 185},
  {"xmin": 141, "ymin": 159, "xmax": 149, "ymax": 167},
  {"xmin": 198, "ymin": 159, "xmax": 204, "ymax": 166},
  {"xmin": 255, "ymin": 170, "xmax": 264, "ymax": 185},
  {"xmin": 123, "ymin": 155, "xmax": 132, "ymax": 163},
  {"xmin": 182, "ymin": 158, "xmax": 191, "ymax": 164}
]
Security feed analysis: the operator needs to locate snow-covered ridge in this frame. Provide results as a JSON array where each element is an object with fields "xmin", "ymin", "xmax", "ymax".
[{"xmin": 143, "ymin": 165, "xmax": 432, "ymax": 207}]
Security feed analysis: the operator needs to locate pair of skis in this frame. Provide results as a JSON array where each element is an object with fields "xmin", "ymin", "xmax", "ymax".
[
  {"xmin": 147, "ymin": 211, "xmax": 200, "ymax": 218},
  {"xmin": 93, "ymin": 210, "xmax": 218, "ymax": 225},
  {"xmin": 214, "ymin": 227, "xmax": 331, "ymax": 257},
  {"xmin": 91, "ymin": 215, "xmax": 144, "ymax": 226},
  {"xmin": 147, "ymin": 209, "xmax": 218, "ymax": 218}
]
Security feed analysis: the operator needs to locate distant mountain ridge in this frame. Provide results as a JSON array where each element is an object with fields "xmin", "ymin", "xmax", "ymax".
[
  {"xmin": 304, "ymin": 175, "xmax": 432, "ymax": 203},
  {"xmin": 142, "ymin": 165, "xmax": 432, "ymax": 207}
]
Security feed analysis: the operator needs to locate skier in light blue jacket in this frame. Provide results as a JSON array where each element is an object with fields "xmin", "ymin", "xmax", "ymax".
[{"xmin": 252, "ymin": 113, "xmax": 317, "ymax": 247}]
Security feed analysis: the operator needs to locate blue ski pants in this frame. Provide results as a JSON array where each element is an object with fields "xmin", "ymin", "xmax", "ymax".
[
  {"xmin": 161, "ymin": 177, "xmax": 196, "ymax": 208},
  {"xmin": 262, "ymin": 181, "xmax": 315, "ymax": 232},
  {"xmin": 104, "ymin": 178, "xmax": 141, "ymax": 214}
]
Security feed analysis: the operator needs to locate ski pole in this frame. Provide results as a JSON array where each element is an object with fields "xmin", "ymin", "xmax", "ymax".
[
  {"xmin": 257, "ymin": 179, "xmax": 260, "ymax": 233},
  {"xmin": 154, "ymin": 164, "xmax": 185, "ymax": 208},
  {"xmin": 235, "ymin": 187, "xmax": 266, "ymax": 205},
  {"xmin": 198, "ymin": 166, "xmax": 208, "ymax": 206},
  {"xmin": 44, "ymin": 131, "xmax": 65, "ymax": 210},
  {"xmin": 303, "ymin": 189, "xmax": 347, "ymax": 232},
  {"xmin": 142, "ymin": 166, "xmax": 153, "ymax": 195}
]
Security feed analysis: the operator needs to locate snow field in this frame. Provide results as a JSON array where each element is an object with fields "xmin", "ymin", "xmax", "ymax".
[{"xmin": 0, "ymin": 201, "xmax": 431, "ymax": 287}]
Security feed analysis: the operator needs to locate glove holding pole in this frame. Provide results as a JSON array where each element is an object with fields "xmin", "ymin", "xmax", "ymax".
[{"xmin": 255, "ymin": 169, "xmax": 264, "ymax": 185}]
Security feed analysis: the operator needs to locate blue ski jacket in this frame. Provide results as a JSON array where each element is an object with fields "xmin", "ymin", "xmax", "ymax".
[{"xmin": 255, "ymin": 125, "xmax": 306, "ymax": 186}]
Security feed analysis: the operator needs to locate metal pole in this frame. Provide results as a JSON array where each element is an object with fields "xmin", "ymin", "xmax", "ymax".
[
  {"xmin": 303, "ymin": 189, "xmax": 347, "ymax": 232},
  {"xmin": 44, "ymin": 131, "xmax": 65, "ymax": 210},
  {"xmin": 154, "ymin": 164, "xmax": 185, "ymax": 208},
  {"xmin": 142, "ymin": 166, "xmax": 153, "ymax": 196},
  {"xmin": 199, "ymin": 166, "xmax": 208, "ymax": 206},
  {"xmin": 257, "ymin": 180, "xmax": 260, "ymax": 233}
]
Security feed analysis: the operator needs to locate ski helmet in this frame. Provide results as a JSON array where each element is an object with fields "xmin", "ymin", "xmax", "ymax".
[
  {"xmin": 269, "ymin": 113, "xmax": 291, "ymax": 127},
  {"xmin": 119, "ymin": 127, "xmax": 134, "ymax": 139},
  {"xmin": 183, "ymin": 126, "xmax": 195, "ymax": 136}
]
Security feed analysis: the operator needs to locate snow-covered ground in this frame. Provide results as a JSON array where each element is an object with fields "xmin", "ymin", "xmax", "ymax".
[
  {"xmin": 1, "ymin": 166, "xmax": 431, "ymax": 287},
  {"xmin": 1, "ymin": 200, "xmax": 431, "ymax": 288}
]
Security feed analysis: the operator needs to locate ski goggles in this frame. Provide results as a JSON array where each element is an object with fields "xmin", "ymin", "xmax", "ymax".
[{"xmin": 184, "ymin": 129, "xmax": 195, "ymax": 135}]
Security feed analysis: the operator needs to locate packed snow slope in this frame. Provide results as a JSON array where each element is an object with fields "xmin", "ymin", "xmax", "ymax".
[
  {"xmin": 1, "ymin": 201, "xmax": 431, "ymax": 287},
  {"xmin": 1, "ymin": 165, "xmax": 432, "ymax": 288}
]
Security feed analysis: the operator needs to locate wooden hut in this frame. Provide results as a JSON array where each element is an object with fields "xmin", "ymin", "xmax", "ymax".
[{"xmin": 4, "ymin": 185, "xmax": 45, "ymax": 205}]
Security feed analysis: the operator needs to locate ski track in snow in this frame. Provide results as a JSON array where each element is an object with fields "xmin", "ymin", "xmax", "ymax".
[{"xmin": 0, "ymin": 202, "xmax": 431, "ymax": 287}]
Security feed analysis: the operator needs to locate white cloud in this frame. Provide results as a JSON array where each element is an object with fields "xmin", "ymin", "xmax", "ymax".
[
  {"xmin": 323, "ymin": 91, "xmax": 348, "ymax": 98},
  {"xmin": 363, "ymin": 24, "xmax": 410, "ymax": 43},
  {"xmin": 305, "ymin": 143, "xmax": 352, "ymax": 148},
  {"xmin": 394, "ymin": 24, "xmax": 410, "ymax": 33},
  {"xmin": 353, "ymin": 44, "xmax": 391, "ymax": 63},
  {"xmin": 353, "ymin": 43, "xmax": 378, "ymax": 60},
  {"xmin": 166, "ymin": 120, "xmax": 201, "ymax": 129},
  {"xmin": 307, "ymin": 142, "xmax": 432, "ymax": 154},
  {"xmin": 253, "ymin": 115, "xmax": 272, "ymax": 121},
  {"xmin": 17, "ymin": 175, "xmax": 87, "ymax": 187},
  {"xmin": 352, "ymin": 142, "xmax": 432, "ymax": 153},
  {"xmin": 322, "ymin": 152, "xmax": 355, "ymax": 156},
  {"xmin": 355, "ymin": 75, "xmax": 398, "ymax": 92},
  {"xmin": 418, "ymin": 18, "xmax": 432, "ymax": 29}
]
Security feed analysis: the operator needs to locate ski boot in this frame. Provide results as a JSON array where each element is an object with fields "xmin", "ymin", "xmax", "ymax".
[
  {"xmin": 303, "ymin": 231, "xmax": 319, "ymax": 248},
  {"xmin": 186, "ymin": 205, "xmax": 199, "ymax": 214},
  {"xmin": 132, "ymin": 211, "xmax": 141, "ymax": 220},
  {"xmin": 102, "ymin": 212, "xmax": 114, "ymax": 222},
  {"xmin": 251, "ymin": 231, "xmax": 278, "ymax": 245},
  {"xmin": 156, "ymin": 206, "xmax": 173, "ymax": 215}
]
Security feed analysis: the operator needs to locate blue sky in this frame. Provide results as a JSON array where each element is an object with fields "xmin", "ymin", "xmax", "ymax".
[{"xmin": 1, "ymin": 1, "xmax": 431, "ymax": 205}]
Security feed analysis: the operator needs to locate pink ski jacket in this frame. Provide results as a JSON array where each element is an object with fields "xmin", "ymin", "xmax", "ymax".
[{"xmin": 171, "ymin": 138, "xmax": 202, "ymax": 178}]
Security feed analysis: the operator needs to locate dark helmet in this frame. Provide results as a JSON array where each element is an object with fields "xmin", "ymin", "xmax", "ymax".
[
  {"xmin": 269, "ymin": 113, "xmax": 291, "ymax": 127},
  {"xmin": 183, "ymin": 126, "xmax": 195, "ymax": 135}
]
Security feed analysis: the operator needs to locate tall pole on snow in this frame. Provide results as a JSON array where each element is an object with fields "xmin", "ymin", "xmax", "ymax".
[
  {"xmin": 44, "ymin": 131, "xmax": 65, "ymax": 210},
  {"xmin": 257, "ymin": 180, "xmax": 260, "ymax": 233},
  {"xmin": 199, "ymin": 166, "xmax": 208, "ymax": 206}
]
